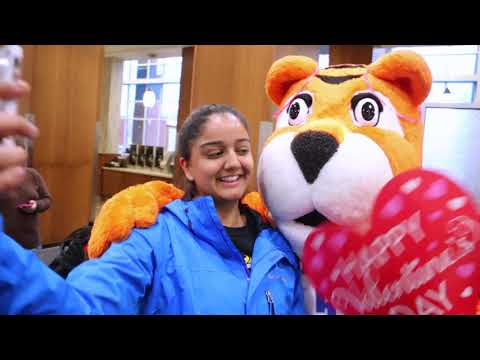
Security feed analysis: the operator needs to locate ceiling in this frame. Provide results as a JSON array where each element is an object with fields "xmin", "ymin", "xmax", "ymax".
[{"xmin": 103, "ymin": 45, "xmax": 187, "ymax": 59}]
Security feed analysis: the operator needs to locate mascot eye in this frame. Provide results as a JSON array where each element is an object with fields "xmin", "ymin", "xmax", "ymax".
[
  {"xmin": 351, "ymin": 93, "xmax": 383, "ymax": 127},
  {"xmin": 287, "ymin": 93, "xmax": 312, "ymax": 126}
]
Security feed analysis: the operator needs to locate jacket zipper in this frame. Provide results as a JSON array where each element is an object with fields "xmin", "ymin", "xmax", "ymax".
[
  {"xmin": 265, "ymin": 290, "xmax": 275, "ymax": 315},
  {"xmin": 189, "ymin": 205, "xmax": 251, "ymax": 279}
]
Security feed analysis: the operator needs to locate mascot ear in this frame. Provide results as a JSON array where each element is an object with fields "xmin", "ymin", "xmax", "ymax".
[
  {"xmin": 368, "ymin": 50, "xmax": 432, "ymax": 107},
  {"xmin": 265, "ymin": 55, "xmax": 318, "ymax": 106}
]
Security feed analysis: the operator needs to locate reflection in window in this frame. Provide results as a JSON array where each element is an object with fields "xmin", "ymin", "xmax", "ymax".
[
  {"xmin": 134, "ymin": 102, "xmax": 145, "ymax": 118},
  {"xmin": 132, "ymin": 120, "xmax": 144, "ymax": 145},
  {"xmin": 135, "ymin": 84, "xmax": 146, "ymax": 101},
  {"xmin": 136, "ymin": 66, "xmax": 147, "ymax": 79}
]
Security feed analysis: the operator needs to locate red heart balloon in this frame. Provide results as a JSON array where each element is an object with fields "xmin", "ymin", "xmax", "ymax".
[{"xmin": 303, "ymin": 169, "xmax": 480, "ymax": 315}]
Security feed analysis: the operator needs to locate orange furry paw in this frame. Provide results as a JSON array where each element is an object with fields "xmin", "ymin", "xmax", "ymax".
[
  {"xmin": 88, "ymin": 181, "xmax": 184, "ymax": 259},
  {"xmin": 241, "ymin": 192, "xmax": 273, "ymax": 225}
]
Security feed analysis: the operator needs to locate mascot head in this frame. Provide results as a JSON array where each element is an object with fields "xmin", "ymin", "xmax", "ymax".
[{"xmin": 258, "ymin": 51, "xmax": 432, "ymax": 256}]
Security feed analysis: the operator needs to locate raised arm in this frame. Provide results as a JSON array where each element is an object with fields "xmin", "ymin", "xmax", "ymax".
[{"xmin": 0, "ymin": 216, "xmax": 158, "ymax": 314}]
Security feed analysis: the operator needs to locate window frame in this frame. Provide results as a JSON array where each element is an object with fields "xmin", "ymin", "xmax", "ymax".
[{"xmin": 120, "ymin": 56, "xmax": 182, "ymax": 152}]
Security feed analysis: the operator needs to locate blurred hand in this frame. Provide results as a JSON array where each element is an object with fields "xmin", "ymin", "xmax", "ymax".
[
  {"xmin": 28, "ymin": 200, "xmax": 37, "ymax": 211},
  {"xmin": 17, "ymin": 200, "xmax": 37, "ymax": 214},
  {"xmin": 0, "ymin": 80, "xmax": 38, "ymax": 192}
]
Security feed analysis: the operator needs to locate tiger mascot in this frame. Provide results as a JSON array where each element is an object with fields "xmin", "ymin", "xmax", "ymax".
[{"xmin": 88, "ymin": 50, "xmax": 434, "ymax": 314}]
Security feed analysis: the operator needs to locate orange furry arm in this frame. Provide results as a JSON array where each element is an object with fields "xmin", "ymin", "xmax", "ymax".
[
  {"xmin": 87, "ymin": 181, "xmax": 184, "ymax": 259},
  {"xmin": 87, "ymin": 183, "xmax": 272, "ymax": 259}
]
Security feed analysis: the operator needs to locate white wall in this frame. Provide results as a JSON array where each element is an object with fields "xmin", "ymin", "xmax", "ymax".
[{"xmin": 423, "ymin": 106, "xmax": 480, "ymax": 203}]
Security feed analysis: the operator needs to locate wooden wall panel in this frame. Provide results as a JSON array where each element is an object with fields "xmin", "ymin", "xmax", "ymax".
[
  {"xmin": 173, "ymin": 46, "xmax": 195, "ymax": 187},
  {"xmin": 190, "ymin": 45, "xmax": 235, "ymax": 108},
  {"xmin": 230, "ymin": 45, "xmax": 275, "ymax": 191},
  {"xmin": 181, "ymin": 45, "xmax": 275, "ymax": 191},
  {"xmin": 96, "ymin": 153, "xmax": 118, "ymax": 195},
  {"xmin": 31, "ymin": 45, "xmax": 103, "ymax": 245},
  {"xmin": 274, "ymin": 45, "xmax": 320, "ymax": 61},
  {"xmin": 177, "ymin": 46, "xmax": 195, "ymax": 132},
  {"xmin": 329, "ymin": 45, "xmax": 373, "ymax": 65}
]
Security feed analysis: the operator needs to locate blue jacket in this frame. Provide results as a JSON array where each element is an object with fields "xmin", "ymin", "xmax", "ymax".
[{"xmin": 0, "ymin": 196, "xmax": 306, "ymax": 314}]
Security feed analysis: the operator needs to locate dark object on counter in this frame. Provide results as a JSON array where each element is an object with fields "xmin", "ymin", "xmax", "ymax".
[
  {"xmin": 119, "ymin": 156, "xmax": 128, "ymax": 167},
  {"xmin": 138, "ymin": 145, "xmax": 146, "ymax": 167},
  {"xmin": 155, "ymin": 146, "xmax": 164, "ymax": 168},
  {"xmin": 129, "ymin": 144, "xmax": 138, "ymax": 166},
  {"xmin": 145, "ymin": 146, "xmax": 154, "ymax": 167}
]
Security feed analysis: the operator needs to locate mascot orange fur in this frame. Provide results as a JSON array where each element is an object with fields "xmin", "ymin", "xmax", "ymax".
[{"xmin": 88, "ymin": 50, "xmax": 461, "ymax": 314}]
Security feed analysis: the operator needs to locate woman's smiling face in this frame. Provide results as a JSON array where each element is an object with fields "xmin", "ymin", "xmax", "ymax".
[{"xmin": 180, "ymin": 112, "xmax": 253, "ymax": 204}]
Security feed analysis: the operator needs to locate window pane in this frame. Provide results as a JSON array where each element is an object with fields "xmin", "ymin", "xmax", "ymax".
[
  {"xmin": 161, "ymin": 83, "xmax": 180, "ymax": 125},
  {"xmin": 134, "ymin": 102, "xmax": 145, "ymax": 118},
  {"xmin": 137, "ymin": 66, "xmax": 147, "ymax": 79},
  {"xmin": 142, "ymin": 119, "xmax": 167, "ymax": 147},
  {"xmin": 132, "ymin": 120, "xmax": 144, "ymax": 144},
  {"xmin": 426, "ymin": 82, "xmax": 476, "ymax": 103},
  {"xmin": 424, "ymin": 54, "xmax": 477, "ymax": 78},
  {"xmin": 120, "ymin": 119, "xmax": 134, "ymax": 147},
  {"xmin": 160, "ymin": 57, "xmax": 182, "ymax": 82},
  {"xmin": 120, "ymin": 85, "xmax": 129, "ymax": 118},
  {"xmin": 122, "ymin": 60, "xmax": 137, "ymax": 83},
  {"xmin": 372, "ymin": 48, "xmax": 388, "ymax": 62},
  {"xmin": 135, "ymin": 84, "xmax": 146, "ymax": 101},
  {"xmin": 149, "ymin": 84, "xmax": 162, "ymax": 99},
  {"xmin": 167, "ymin": 126, "xmax": 177, "ymax": 152},
  {"xmin": 118, "ymin": 118, "xmax": 128, "ymax": 148},
  {"xmin": 122, "ymin": 61, "xmax": 130, "ymax": 83},
  {"xmin": 158, "ymin": 120, "xmax": 168, "ymax": 148},
  {"xmin": 127, "ymin": 86, "xmax": 136, "ymax": 118},
  {"xmin": 318, "ymin": 54, "xmax": 329, "ymax": 69},
  {"xmin": 149, "ymin": 64, "xmax": 158, "ymax": 79},
  {"xmin": 146, "ymin": 102, "xmax": 161, "ymax": 119},
  {"xmin": 144, "ymin": 120, "xmax": 159, "ymax": 146},
  {"xmin": 123, "ymin": 60, "xmax": 138, "ymax": 82}
]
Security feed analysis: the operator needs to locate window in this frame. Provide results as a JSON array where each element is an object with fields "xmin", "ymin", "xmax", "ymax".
[
  {"xmin": 318, "ymin": 45, "xmax": 329, "ymax": 69},
  {"xmin": 373, "ymin": 46, "xmax": 480, "ymax": 105},
  {"xmin": 119, "ymin": 56, "xmax": 182, "ymax": 153}
]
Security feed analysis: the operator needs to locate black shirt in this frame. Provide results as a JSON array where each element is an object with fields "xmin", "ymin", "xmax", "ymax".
[{"xmin": 224, "ymin": 204, "xmax": 266, "ymax": 270}]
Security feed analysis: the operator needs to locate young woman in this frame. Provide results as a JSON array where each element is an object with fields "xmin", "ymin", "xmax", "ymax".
[{"xmin": 0, "ymin": 80, "xmax": 305, "ymax": 314}]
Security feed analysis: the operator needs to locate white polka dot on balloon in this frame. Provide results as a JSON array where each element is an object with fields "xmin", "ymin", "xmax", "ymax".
[
  {"xmin": 379, "ymin": 194, "xmax": 404, "ymax": 219},
  {"xmin": 447, "ymin": 196, "xmax": 467, "ymax": 211},
  {"xmin": 460, "ymin": 287, "xmax": 473, "ymax": 298},
  {"xmin": 401, "ymin": 177, "xmax": 422, "ymax": 194}
]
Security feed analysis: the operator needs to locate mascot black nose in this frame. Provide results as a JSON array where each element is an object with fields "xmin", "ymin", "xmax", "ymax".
[{"xmin": 291, "ymin": 131, "xmax": 339, "ymax": 184}]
